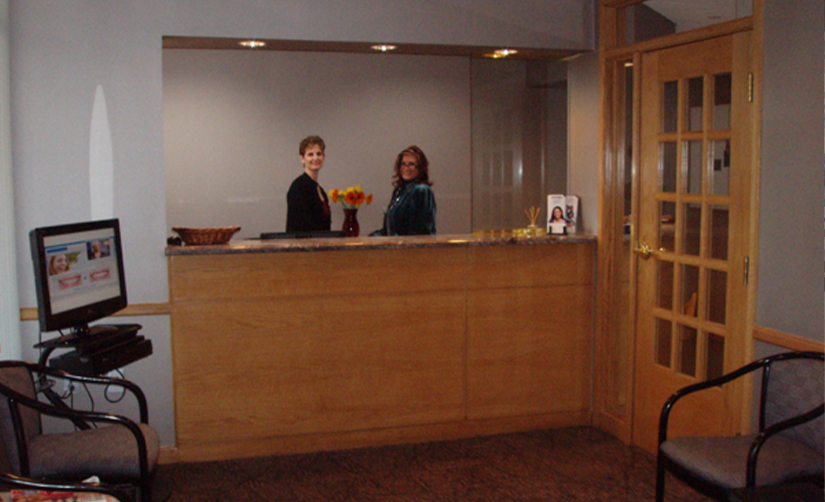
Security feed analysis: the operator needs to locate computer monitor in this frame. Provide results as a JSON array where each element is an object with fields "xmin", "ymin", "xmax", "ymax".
[{"xmin": 29, "ymin": 218, "xmax": 128, "ymax": 335}]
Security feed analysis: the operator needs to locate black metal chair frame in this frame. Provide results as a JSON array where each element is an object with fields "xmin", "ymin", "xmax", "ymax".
[
  {"xmin": 0, "ymin": 360, "xmax": 155, "ymax": 502},
  {"xmin": 656, "ymin": 351, "xmax": 825, "ymax": 501}
]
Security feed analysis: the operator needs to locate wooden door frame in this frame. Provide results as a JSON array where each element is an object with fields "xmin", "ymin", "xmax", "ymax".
[{"xmin": 593, "ymin": 0, "xmax": 764, "ymax": 444}]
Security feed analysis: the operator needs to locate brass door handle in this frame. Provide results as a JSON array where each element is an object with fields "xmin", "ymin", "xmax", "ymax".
[{"xmin": 633, "ymin": 241, "xmax": 653, "ymax": 260}]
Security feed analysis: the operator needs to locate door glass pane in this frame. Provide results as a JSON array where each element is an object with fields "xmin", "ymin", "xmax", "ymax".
[
  {"xmin": 662, "ymin": 81, "xmax": 678, "ymax": 133},
  {"xmin": 683, "ymin": 202, "xmax": 701, "ymax": 256},
  {"xmin": 662, "ymin": 142, "xmax": 677, "ymax": 192},
  {"xmin": 710, "ymin": 205, "xmax": 729, "ymax": 260},
  {"xmin": 707, "ymin": 269, "xmax": 727, "ymax": 325},
  {"xmin": 707, "ymin": 333, "xmax": 725, "ymax": 381},
  {"xmin": 679, "ymin": 325, "xmax": 697, "ymax": 377},
  {"xmin": 687, "ymin": 77, "xmax": 703, "ymax": 131},
  {"xmin": 685, "ymin": 140, "xmax": 703, "ymax": 194},
  {"xmin": 681, "ymin": 264, "xmax": 699, "ymax": 317},
  {"xmin": 659, "ymin": 201, "xmax": 676, "ymax": 251},
  {"xmin": 624, "ymin": 64, "xmax": 634, "ymax": 223},
  {"xmin": 656, "ymin": 319, "xmax": 672, "ymax": 367},
  {"xmin": 657, "ymin": 260, "xmax": 674, "ymax": 310},
  {"xmin": 713, "ymin": 73, "xmax": 732, "ymax": 130},
  {"xmin": 709, "ymin": 140, "xmax": 730, "ymax": 196}
]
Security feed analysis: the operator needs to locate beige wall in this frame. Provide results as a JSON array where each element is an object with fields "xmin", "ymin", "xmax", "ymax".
[
  {"xmin": 0, "ymin": 0, "xmax": 21, "ymax": 359},
  {"xmin": 757, "ymin": 0, "xmax": 824, "ymax": 344}
]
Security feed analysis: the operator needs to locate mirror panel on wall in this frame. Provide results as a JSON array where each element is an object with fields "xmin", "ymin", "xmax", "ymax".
[
  {"xmin": 622, "ymin": 0, "xmax": 753, "ymax": 45},
  {"xmin": 164, "ymin": 41, "xmax": 572, "ymax": 237}
]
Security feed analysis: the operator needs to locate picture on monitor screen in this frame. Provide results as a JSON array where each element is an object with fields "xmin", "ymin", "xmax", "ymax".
[{"xmin": 30, "ymin": 219, "xmax": 128, "ymax": 334}]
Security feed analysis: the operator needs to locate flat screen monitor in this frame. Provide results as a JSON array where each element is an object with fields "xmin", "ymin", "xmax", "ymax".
[{"xmin": 29, "ymin": 218, "xmax": 128, "ymax": 335}]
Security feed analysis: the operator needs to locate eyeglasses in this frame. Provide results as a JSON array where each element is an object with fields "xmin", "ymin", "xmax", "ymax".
[{"xmin": 400, "ymin": 162, "xmax": 418, "ymax": 168}]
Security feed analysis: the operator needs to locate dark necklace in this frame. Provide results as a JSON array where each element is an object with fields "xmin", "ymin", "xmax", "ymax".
[{"xmin": 386, "ymin": 182, "xmax": 413, "ymax": 213}]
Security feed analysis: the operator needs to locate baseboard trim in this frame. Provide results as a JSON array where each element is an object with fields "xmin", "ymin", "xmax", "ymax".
[
  {"xmin": 163, "ymin": 411, "xmax": 593, "ymax": 464},
  {"xmin": 753, "ymin": 325, "xmax": 825, "ymax": 352}
]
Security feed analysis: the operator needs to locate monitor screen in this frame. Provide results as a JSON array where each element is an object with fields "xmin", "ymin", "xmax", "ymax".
[{"xmin": 30, "ymin": 219, "xmax": 128, "ymax": 334}]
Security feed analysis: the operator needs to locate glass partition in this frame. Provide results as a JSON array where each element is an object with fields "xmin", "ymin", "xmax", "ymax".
[{"xmin": 471, "ymin": 59, "xmax": 568, "ymax": 231}]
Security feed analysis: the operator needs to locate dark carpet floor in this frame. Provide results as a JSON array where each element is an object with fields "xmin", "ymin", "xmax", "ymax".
[{"xmin": 156, "ymin": 427, "xmax": 712, "ymax": 502}]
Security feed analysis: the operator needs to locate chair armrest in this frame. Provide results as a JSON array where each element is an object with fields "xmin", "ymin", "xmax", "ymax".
[
  {"xmin": 0, "ymin": 382, "xmax": 151, "ymax": 482},
  {"xmin": 745, "ymin": 403, "xmax": 825, "ymax": 487},
  {"xmin": 29, "ymin": 362, "xmax": 149, "ymax": 423},
  {"xmin": 0, "ymin": 472, "xmax": 134, "ymax": 502},
  {"xmin": 658, "ymin": 351, "xmax": 824, "ymax": 447},
  {"xmin": 658, "ymin": 358, "xmax": 766, "ymax": 446}
]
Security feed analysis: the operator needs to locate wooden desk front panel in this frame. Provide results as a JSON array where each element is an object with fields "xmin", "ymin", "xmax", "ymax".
[
  {"xmin": 172, "ymin": 291, "xmax": 466, "ymax": 445},
  {"xmin": 168, "ymin": 242, "xmax": 595, "ymax": 461},
  {"xmin": 466, "ymin": 244, "xmax": 594, "ymax": 419},
  {"xmin": 170, "ymin": 248, "xmax": 467, "ymax": 447},
  {"xmin": 467, "ymin": 284, "xmax": 593, "ymax": 419}
]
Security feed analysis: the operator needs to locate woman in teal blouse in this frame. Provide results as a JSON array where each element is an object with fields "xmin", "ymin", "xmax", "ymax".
[{"xmin": 371, "ymin": 145, "xmax": 436, "ymax": 236}]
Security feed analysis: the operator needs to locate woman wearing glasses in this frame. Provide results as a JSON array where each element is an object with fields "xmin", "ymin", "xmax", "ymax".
[{"xmin": 370, "ymin": 145, "xmax": 436, "ymax": 236}]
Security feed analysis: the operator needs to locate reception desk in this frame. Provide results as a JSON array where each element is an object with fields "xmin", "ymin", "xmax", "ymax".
[{"xmin": 166, "ymin": 233, "xmax": 596, "ymax": 462}]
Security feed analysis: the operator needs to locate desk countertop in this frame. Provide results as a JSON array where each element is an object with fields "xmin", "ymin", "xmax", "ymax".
[{"xmin": 165, "ymin": 232, "xmax": 596, "ymax": 256}]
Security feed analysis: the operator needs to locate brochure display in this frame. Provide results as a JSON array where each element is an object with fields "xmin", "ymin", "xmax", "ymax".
[{"xmin": 547, "ymin": 194, "xmax": 579, "ymax": 234}]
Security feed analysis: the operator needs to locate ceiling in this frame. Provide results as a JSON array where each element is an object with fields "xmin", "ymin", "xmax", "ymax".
[
  {"xmin": 163, "ymin": 0, "xmax": 753, "ymax": 59},
  {"xmin": 162, "ymin": 36, "xmax": 583, "ymax": 61}
]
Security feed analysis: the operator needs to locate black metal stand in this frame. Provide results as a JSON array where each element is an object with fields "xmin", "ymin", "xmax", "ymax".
[
  {"xmin": 35, "ymin": 342, "xmax": 92, "ymax": 430},
  {"xmin": 33, "ymin": 324, "xmax": 151, "ymax": 430}
]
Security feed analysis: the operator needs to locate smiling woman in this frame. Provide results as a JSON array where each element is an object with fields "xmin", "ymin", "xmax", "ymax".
[
  {"xmin": 286, "ymin": 135, "xmax": 331, "ymax": 233},
  {"xmin": 370, "ymin": 145, "xmax": 436, "ymax": 236}
]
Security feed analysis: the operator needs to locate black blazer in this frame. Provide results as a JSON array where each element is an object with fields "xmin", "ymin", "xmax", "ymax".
[{"xmin": 286, "ymin": 172, "xmax": 331, "ymax": 232}]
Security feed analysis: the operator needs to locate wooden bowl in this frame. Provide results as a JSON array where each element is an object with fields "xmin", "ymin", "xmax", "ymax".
[{"xmin": 172, "ymin": 226, "xmax": 241, "ymax": 245}]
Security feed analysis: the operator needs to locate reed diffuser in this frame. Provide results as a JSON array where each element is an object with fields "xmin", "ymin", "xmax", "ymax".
[{"xmin": 523, "ymin": 206, "xmax": 544, "ymax": 237}]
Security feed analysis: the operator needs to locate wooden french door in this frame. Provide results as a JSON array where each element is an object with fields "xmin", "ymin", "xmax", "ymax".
[{"xmin": 631, "ymin": 32, "xmax": 755, "ymax": 453}]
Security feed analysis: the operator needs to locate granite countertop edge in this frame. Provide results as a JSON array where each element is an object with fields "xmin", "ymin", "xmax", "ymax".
[{"xmin": 165, "ymin": 233, "xmax": 596, "ymax": 256}]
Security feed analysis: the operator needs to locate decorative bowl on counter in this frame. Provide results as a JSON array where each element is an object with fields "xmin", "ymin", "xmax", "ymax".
[{"xmin": 172, "ymin": 226, "xmax": 241, "ymax": 245}]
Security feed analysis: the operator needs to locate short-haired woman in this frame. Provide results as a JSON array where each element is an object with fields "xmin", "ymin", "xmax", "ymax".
[{"xmin": 286, "ymin": 135, "xmax": 332, "ymax": 233}]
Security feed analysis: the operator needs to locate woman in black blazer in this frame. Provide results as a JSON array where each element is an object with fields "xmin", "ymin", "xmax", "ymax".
[{"xmin": 286, "ymin": 135, "xmax": 331, "ymax": 233}]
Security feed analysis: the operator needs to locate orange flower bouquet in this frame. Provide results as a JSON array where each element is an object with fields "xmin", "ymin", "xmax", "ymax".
[{"xmin": 329, "ymin": 186, "xmax": 373, "ymax": 210}]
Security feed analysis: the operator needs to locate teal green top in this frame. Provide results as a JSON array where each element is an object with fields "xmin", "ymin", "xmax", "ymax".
[{"xmin": 371, "ymin": 181, "xmax": 436, "ymax": 236}]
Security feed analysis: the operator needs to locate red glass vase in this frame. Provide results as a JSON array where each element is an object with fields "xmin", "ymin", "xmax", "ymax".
[{"xmin": 342, "ymin": 208, "xmax": 359, "ymax": 237}]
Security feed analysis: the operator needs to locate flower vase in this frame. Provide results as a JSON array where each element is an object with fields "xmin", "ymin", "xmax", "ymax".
[{"xmin": 343, "ymin": 208, "xmax": 360, "ymax": 237}]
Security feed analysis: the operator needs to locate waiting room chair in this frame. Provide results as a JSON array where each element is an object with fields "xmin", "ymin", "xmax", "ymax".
[
  {"xmin": 656, "ymin": 351, "xmax": 824, "ymax": 501},
  {"xmin": 0, "ymin": 360, "xmax": 162, "ymax": 502}
]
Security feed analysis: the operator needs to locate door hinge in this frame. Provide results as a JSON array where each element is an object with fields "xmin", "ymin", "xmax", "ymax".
[
  {"xmin": 748, "ymin": 73, "xmax": 754, "ymax": 103},
  {"xmin": 744, "ymin": 256, "xmax": 750, "ymax": 285}
]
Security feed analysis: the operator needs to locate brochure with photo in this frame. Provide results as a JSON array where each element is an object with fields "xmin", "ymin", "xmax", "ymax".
[{"xmin": 547, "ymin": 194, "xmax": 579, "ymax": 234}]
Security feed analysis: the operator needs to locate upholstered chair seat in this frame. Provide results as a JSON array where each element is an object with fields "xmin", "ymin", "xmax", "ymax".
[
  {"xmin": 28, "ymin": 422, "xmax": 160, "ymax": 479},
  {"xmin": 660, "ymin": 433, "xmax": 822, "ymax": 489},
  {"xmin": 0, "ymin": 361, "xmax": 163, "ymax": 502},
  {"xmin": 656, "ymin": 351, "xmax": 824, "ymax": 501}
]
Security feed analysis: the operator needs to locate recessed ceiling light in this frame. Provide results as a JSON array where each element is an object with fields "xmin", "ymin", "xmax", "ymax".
[
  {"xmin": 371, "ymin": 44, "xmax": 397, "ymax": 52},
  {"xmin": 484, "ymin": 49, "xmax": 518, "ymax": 59},
  {"xmin": 239, "ymin": 40, "xmax": 266, "ymax": 49}
]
